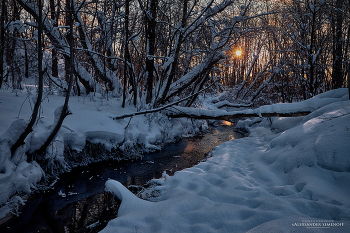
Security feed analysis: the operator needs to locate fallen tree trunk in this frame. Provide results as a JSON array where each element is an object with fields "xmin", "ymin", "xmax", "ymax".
[
  {"xmin": 214, "ymin": 101, "xmax": 253, "ymax": 109},
  {"xmin": 165, "ymin": 106, "xmax": 311, "ymax": 121},
  {"xmin": 112, "ymin": 103, "xmax": 311, "ymax": 121},
  {"xmin": 162, "ymin": 88, "xmax": 346, "ymax": 121},
  {"xmin": 112, "ymin": 86, "xmax": 347, "ymax": 121}
]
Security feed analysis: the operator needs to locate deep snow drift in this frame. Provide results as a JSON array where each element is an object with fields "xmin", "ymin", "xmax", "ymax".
[
  {"xmin": 101, "ymin": 89, "xmax": 350, "ymax": 233},
  {"xmin": 0, "ymin": 89, "xmax": 205, "ymax": 219}
]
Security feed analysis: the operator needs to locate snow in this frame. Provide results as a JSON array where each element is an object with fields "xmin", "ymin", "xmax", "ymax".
[
  {"xmin": 7, "ymin": 20, "xmax": 25, "ymax": 33},
  {"xmin": 0, "ymin": 90, "xmax": 202, "ymax": 155},
  {"xmin": 0, "ymin": 87, "xmax": 349, "ymax": 230},
  {"xmin": 168, "ymin": 88, "xmax": 349, "ymax": 119},
  {"xmin": 0, "ymin": 88, "xmax": 205, "ymax": 218},
  {"xmin": 0, "ymin": 143, "xmax": 43, "ymax": 219},
  {"xmin": 101, "ymin": 89, "xmax": 350, "ymax": 233}
]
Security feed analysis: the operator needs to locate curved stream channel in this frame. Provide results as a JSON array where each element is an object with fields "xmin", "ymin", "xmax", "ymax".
[{"xmin": 1, "ymin": 123, "xmax": 242, "ymax": 233}]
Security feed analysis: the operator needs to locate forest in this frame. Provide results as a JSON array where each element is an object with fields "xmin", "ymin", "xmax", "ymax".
[
  {"xmin": 1, "ymin": 0, "xmax": 349, "ymax": 159},
  {"xmin": 0, "ymin": 0, "xmax": 350, "ymax": 232}
]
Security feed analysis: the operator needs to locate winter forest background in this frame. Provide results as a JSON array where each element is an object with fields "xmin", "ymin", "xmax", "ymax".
[
  {"xmin": 2, "ymin": 0, "xmax": 349, "ymax": 159},
  {"xmin": 0, "ymin": 0, "xmax": 350, "ymax": 231}
]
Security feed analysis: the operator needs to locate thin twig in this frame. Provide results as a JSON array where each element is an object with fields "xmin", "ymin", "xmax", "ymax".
[
  {"xmin": 125, "ymin": 116, "xmax": 133, "ymax": 129},
  {"xmin": 17, "ymin": 95, "xmax": 29, "ymax": 119}
]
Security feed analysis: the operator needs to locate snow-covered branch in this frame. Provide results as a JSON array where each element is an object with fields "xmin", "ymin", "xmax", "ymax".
[
  {"xmin": 16, "ymin": 0, "xmax": 98, "ymax": 93},
  {"xmin": 73, "ymin": 3, "xmax": 122, "ymax": 92}
]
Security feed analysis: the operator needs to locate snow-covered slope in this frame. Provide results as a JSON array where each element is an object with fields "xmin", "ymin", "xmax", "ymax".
[
  {"xmin": 101, "ymin": 89, "xmax": 350, "ymax": 233},
  {"xmin": 0, "ymin": 90, "xmax": 205, "ymax": 218}
]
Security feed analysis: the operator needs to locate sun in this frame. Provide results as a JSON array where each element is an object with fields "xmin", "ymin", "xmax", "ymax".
[{"xmin": 236, "ymin": 50, "xmax": 242, "ymax": 56}]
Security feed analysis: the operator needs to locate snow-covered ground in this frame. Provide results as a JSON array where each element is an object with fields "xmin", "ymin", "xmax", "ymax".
[
  {"xmin": 0, "ymin": 88, "xmax": 205, "ymax": 219},
  {"xmin": 101, "ymin": 88, "xmax": 350, "ymax": 233},
  {"xmin": 1, "ymin": 88, "xmax": 349, "ymax": 231}
]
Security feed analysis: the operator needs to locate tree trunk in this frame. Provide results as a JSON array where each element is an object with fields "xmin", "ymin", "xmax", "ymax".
[
  {"xmin": 64, "ymin": 0, "xmax": 71, "ymax": 83},
  {"xmin": 6, "ymin": 1, "xmax": 18, "ymax": 88},
  {"xmin": 332, "ymin": 0, "xmax": 344, "ymax": 89},
  {"xmin": 11, "ymin": 0, "xmax": 44, "ymax": 156},
  {"xmin": 50, "ymin": 0, "xmax": 58, "ymax": 78},
  {"xmin": 185, "ymin": 70, "xmax": 208, "ymax": 107},
  {"xmin": 0, "ymin": 0, "xmax": 6, "ymax": 88},
  {"xmin": 123, "ymin": 0, "xmax": 136, "ymax": 107},
  {"xmin": 157, "ymin": 0, "xmax": 187, "ymax": 107},
  {"xmin": 32, "ymin": 0, "xmax": 75, "ymax": 158},
  {"xmin": 145, "ymin": 0, "xmax": 157, "ymax": 104},
  {"xmin": 308, "ymin": 5, "xmax": 316, "ymax": 97},
  {"xmin": 236, "ymin": 44, "xmax": 263, "ymax": 99},
  {"xmin": 23, "ymin": 40, "xmax": 28, "ymax": 78}
]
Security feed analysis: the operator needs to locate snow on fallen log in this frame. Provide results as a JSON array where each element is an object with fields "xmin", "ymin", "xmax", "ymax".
[
  {"xmin": 214, "ymin": 100, "xmax": 253, "ymax": 109},
  {"xmin": 112, "ymin": 89, "xmax": 349, "ymax": 121},
  {"xmin": 165, "ymin": 106, "xmax": 311, "ymax": 120},
  {"xmin": 111, "ymin": 104, "xmax": 308, "ymax": 121},
  {"xmin": 166, "ymin": 88, "xmax": 349, "ymax": 120}
]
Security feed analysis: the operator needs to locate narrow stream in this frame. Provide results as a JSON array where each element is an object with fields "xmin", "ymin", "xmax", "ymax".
[{"xmin": 0, "ymin": 123, "xmax": 242, "ymax": 233}]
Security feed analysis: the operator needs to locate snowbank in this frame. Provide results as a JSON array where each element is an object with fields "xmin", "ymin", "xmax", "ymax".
[
  {"xmin": 102, "ymin": 89, "xmax": 350, "ymax": 233},
  {"xmin": 0, "ymin": 130, "xmax": 43, "ymax": 219},
  {"xmin": 0, "ymin": 90, "xmax": 205, "ymax": 218}
]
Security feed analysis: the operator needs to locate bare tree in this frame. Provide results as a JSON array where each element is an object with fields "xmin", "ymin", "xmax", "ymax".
[
  {"xmin": 143, "ymin": 0, "xmax": 158, "ymax": 104},
  {"xmin": 11, "ymin": 0, "xmax": 44, "ymax": 157},
  {"xmin": 31, "ymin": 0, "xmax": 75, "ymax": 158},
  {"xmin": 332, "ymin": 0, "xmax": 345, "ymax": 89},
  {"xmin": 123, "ymin": 0, "xmax": 137, "ymax": 107},
  {"xmin": 0, "ymin": 0, "xmax": 6, "ymax": 88},
  {"xmin": 50, "ymin": 0, "xmax": 59, "ymax": 78}
]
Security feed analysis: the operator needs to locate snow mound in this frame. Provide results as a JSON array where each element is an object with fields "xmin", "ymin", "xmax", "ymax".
[
  {"xmin": 0, "ymin": 141, "xmax": 43, "ymax": 218},
  {"xmin": 0, "ymin": 118, "xmax": 44, "ymax": 218},
  {"xmin": 257, "ymin": 88, "xmax": 349, "ymax": 114},
  {"xmin": 267, "ymin": 100, "xmax": 350, "ymax": 173},
  {"xmin": 102, "ymin": 89, "xmax": 350, "ymax": 233}
]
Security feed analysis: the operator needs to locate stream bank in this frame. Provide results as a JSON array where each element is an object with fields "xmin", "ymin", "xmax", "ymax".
[{"xmin": 0, "ymin": 123, "xmax": 242, "ymax": 233}]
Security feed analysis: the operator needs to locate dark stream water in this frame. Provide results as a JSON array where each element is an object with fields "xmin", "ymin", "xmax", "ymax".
[{"xmin": 0, "ymin": 123, "xmax": 242, "ymax": 233}]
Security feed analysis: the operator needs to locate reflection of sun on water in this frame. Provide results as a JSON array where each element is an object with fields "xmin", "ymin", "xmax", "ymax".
[
  {"xmin": 236, "ymin": 50, "xmax": 242, "ymax": 56},
  {"xmin": 220, "ymin": 121, "xmax": 233, "ymax": 126},
  {"xmin": 219, "ymin": 121, "xmax": 236, "ymax": 140},
  {"xmin": 184, "ymin": 141, "xmax": 195, "ymax": 153}
]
